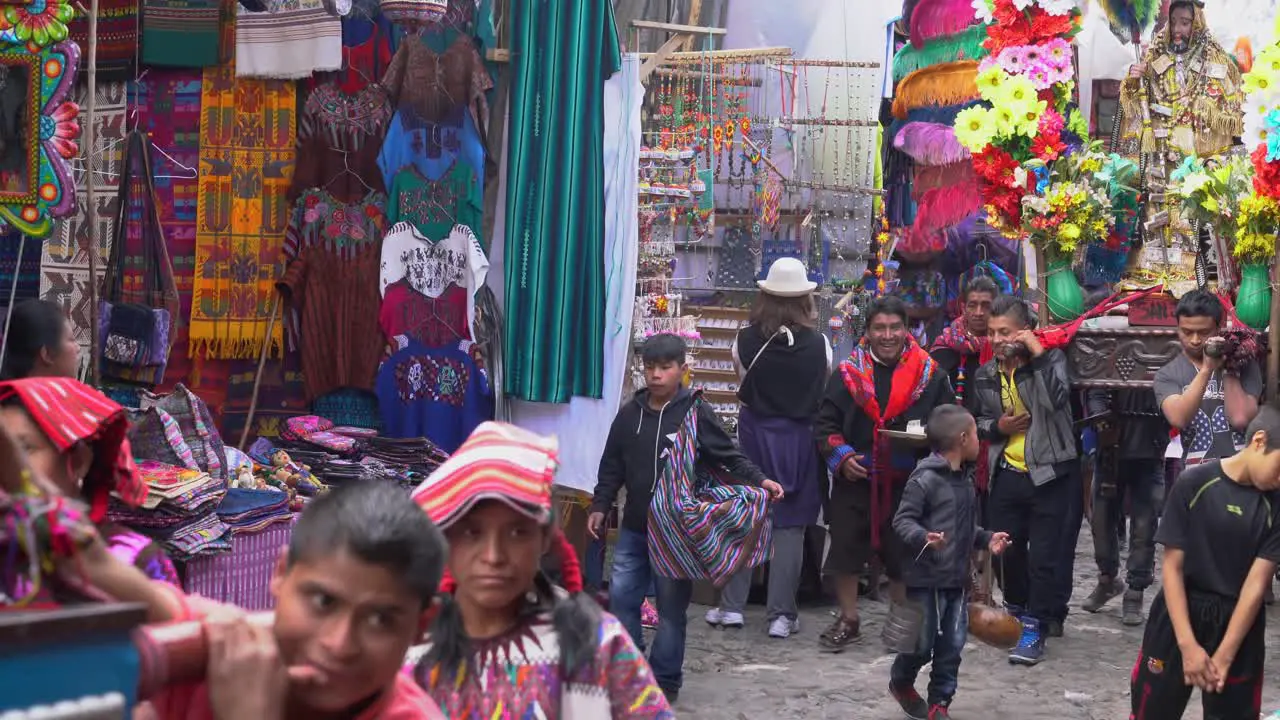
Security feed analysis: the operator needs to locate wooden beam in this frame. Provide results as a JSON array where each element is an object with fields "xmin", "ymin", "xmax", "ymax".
[
  {"xmin": 486, "ymin": 48, "xmax": 510, "ymax": 63},
  {"xmin": 639, "ymin": 33, "xmax": 689, "ymax": 85},
  {"xmin": 681, "ymin": 0, "xmax": 705, "ymax": 51},
  {"xmin": 637, "ymin": 46, "xmax": 793, "ymax": 62},
  {"xmin": 630, "ymin": 19, "xmax": 726, "ymax": 35}
]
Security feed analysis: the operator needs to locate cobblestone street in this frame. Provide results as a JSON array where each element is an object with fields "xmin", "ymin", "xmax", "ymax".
[{"xmin": 670, "ymin": 526, "xmax": 1280, "ymax": 719}]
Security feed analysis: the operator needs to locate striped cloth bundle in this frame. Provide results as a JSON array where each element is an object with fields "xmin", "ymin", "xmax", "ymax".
[
  {"xmin": 647, "ymin": 400, "xmax": 772, "ymax": 587},
  {"xmin": 412, "ymin": 421, "xmax": 557, "ymax": 530}
]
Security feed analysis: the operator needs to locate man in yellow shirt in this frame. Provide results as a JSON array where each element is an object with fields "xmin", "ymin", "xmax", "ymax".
[{"xmin": 973, "ymin": 296, "xmax": 1080, "ymax": 667}]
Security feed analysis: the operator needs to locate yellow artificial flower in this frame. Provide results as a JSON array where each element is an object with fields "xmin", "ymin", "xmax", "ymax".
[
  {"xmin": 1060, "ymin": 223, "xmax": 1082, "ymax": 240},
  {"xmin": 975, "ymin": 67, "xmax": 1007, "ymax": 101},
  {"xmin": 993, "ymin": 74, "xmax": 1038, "ymax": 108},
  {"xmin": 953, "ymin": 106, "xmax": 997, "ymax": 152},
  {"xmin": 1011, "ymin": 98, "xmax": 1048, "ymax": 137},
  {"xmin": 991, "ymin": 105, "xmax": 1019, "ymax": 137},
  {"xmin": 1244, "ymin": 70, "xmax": 1276, "ymax": 96},
  {"xmin": 1079, "ymin": 155, "xmax": 1103, "ymax": 174}
]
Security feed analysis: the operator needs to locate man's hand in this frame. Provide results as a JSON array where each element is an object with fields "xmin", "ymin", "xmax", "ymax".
[
  {"xmin": 1014, "ymin": 329, "xmax": 1044, "ymax": 358},
  {"xmin": 1180, "ymin": 642, "xmax": 1220, "ymax": 692},
  {"xmin": 925, "ymin": 531, "xmax": 947, "ymax": 548},
  {"xmin": 1129, "ymin": 61, "xmax": 1146, "ymax": 78},
  {"xmin": 988, "ymin": 532, "xmax": 1011, "ymax": 555},
  {"xmin": 587, "ymin": 511, "xmax": 606, "ymax": 540},
  {"xmin": 1201, "ymin": 348, "xmax": 1225, "ymax": 373},
  {"xmin": 997, "ymin": 410, "xmax": 1032, "ymax": 436},
  {"xmin": 841, "ymin": 454, "xmax": 869, "ymax": 481},
  {"xmin": 206, "ymin": 614, "xmax": 293, "ymax": 720},
  {"xmin": 761, "ymin": 479, "xmax": 785, "ymax": 500}
]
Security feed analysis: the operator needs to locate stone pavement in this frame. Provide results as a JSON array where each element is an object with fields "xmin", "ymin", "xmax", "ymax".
[{"xmin": 669, "ymin": 525, "xmax": 1280, "ymax": 719}]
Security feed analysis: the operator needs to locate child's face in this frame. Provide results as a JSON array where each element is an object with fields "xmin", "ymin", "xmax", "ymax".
[
  {"xmin": 644, "ymin": 359, "xmax": 686, "ymax": 398},
  {"xmin": 1244, "ymin": 433, "xmax": 1280, "ymax": 491},
  {"xmin": 446, "ymin": 501, "xmax": 550, "ymax": 614},
  {"xmin": 270, "ymin": 549, "xmax": 428, "ymax": 713},
  {"xmin": 960, "ymin": 418, "xmax": 981, "ymax": 462}
]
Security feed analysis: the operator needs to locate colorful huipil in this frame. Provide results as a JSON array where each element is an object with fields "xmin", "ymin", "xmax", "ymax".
[
  {"xmin": 375, "ymin": 337, "xmax": 492, "ymax": 452},
  {"xmin": 416, "ymin": 611, "xmax": 674, "ymax": 719},
  {"xmin": 1118, "ymin": 3, "xmax": 1242, "ymax": 291},
  {"xmin": 502, "ymin": 0, "xmax": 622, "ymax": 403}
]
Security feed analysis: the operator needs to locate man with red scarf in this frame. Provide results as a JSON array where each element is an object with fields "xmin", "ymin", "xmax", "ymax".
[{"xmin": 814, "ymin": 295, "xmax": 952, "ymax": 653}]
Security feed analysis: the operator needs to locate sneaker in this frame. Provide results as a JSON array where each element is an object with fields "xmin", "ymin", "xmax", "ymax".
[
  {"xmin": 704, "ymin": 607, "xmax": 724, "ymax": 627},
  {"xmin": 1009, "ymin": 617, "xmax": 1046, "ymax": 666},
  {"xmin": 768, "ymin": 616, "xmax": 800, "ymax": 638},
  {"xmin": 888, "ymin": 682, "xmax": 929, "ymax": 720},
  {"xmin": 1122, "ymin": 589, "xmax": 1144, "ymax": 626},
  {"xmin": 1082, "ymin": 576, "xmax": 1125, "ymax": 613},
  {"xmin": 641, "ymin": 600, "xmax": 659, "ymax": 629},
  {"xmin": 818, "ymin": 616, "xmax": 862, "ymax": 653},
  {"xmin": 720, "ymin": 611, "xmax": 745, "ymax": 628},
  {"xmin": 928, "ymin": 704, "xmax": 953, "ymax": 720}
]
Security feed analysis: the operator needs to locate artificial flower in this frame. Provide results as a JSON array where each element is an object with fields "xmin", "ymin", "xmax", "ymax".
[
  {"xmin": 1037, "ymin": 0, "xmax": 1077, "ymax": 16},
  {"xmin": 1170, "ymin": 155, "xmax": 1205, "ymax": 183},
  {"xmin": 1025, "ymin": 63, "xmax": 1053, "ymax": 89},
  {"xmin": 1011, "ymin": 98, "xmax": 1049, "ymax": 137},
  {"xmin": 1042, "ymin": 37, "xmax": 1071, "ymax": 69},
  {"xmin": 40, "ymin": 101, "xmax": 80, "ymax": 159},
  {"xmin": 973, "ymin": 146, "xmax": 1019, "ymax": 187},
  {"xmin": 997, "ymin": 46, "xmax": 1027, "ymax": 74},
  {"xmin": 1251, "ymin": 145, "xmax": 1280, "ymax": 198},
  {"xmin": 1254, "ymin": 44, "xmax": 1280, "ymax": 78},
  {"xmin": 1066, "ymin": 108, "xmax": 1089, "ymax": 139},
  {"xmin": 973, "ymin": 0, "xmax": 995, "ymax": 23},
  {"xmin": 1012, "ymin": 0, "xmax": 1034, "ymax": 9},
  {"xmin": 953, "ymin": 106, "xmax": 998, "ymax": 152},
  {"xmin": 1038, "ymin": 107, "xmax": 1065, "ymax": 136},
  {"xmin": 975, "ymin": 66, "xmax": 1007, "ymax": 100},
  {"xmin": 1031, "ymin": 131, "xmax": 1067, "ymax": 161},
  {"xmin": 1268, "ymin": 133, "xmax": 1280, "ymax": 162},
  {"xmin": 991, "ymin": 104, "xmax": 1020, "ymax": 136},
  {"xmin": 1244, "ymin": 71, "xmax": 1276, "ymax": 96}
]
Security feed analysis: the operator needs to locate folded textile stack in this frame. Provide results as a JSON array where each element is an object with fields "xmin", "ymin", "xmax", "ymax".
[
  {"xmin": 282, "ymin": 415, "xmax": 360, "ymax": 454},
  {"xmin": 363, "ymin": 436, "xmax": 449, "ymax": 475},
  {"xmin": 108, "ymin": 460, "xmax": 231, "ymax": 562},
  {"xmin": 218, "ymin": 489, "xmax": 295, "ymax": 534}
]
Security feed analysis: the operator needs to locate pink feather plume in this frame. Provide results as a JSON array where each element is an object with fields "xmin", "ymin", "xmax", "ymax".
[
  {"xmin": 911, "ymin": 162, "xmax": 977, "ymax": 201},
  {"xmin": 895, "ymin": 122, "xmax": 971, "ymax": 167},
  {"xmin": 910, "ymin": 0, "xmax": 979, "ymax": 47},
  {"xmin": 910, "ymin": 182, "xmax": 983, "ymax": 246}
]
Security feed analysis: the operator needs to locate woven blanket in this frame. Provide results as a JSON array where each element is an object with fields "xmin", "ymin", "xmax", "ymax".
[
  {"xmin": 40, "ymin": 81, "xmax": 129, "ymax": 367},
  {"xmin": 0, "ymin": 231, "xmax": 42, "ymax": 314},
  {"xmin": 191, "ymin": 63, "xmax": 295, "ymax": 359},
  {"xmin": 236, "ymin": 0, "xmax": 342, "ymax": 80}
]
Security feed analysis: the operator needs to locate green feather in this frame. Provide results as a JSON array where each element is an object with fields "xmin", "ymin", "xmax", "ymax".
[{"xmin": 892, "ymin": 25, "xmax": 989, "ymax": 84}]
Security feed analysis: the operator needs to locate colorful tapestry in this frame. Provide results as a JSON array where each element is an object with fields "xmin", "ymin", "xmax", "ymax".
[
  {"xmin": 130, "ymin": 70, "xmax": 205, "ymax": 394},
  {"xmin": 191, "ymin": 64, "xmax": 295, "ymax": 359},
  {"xmin": 41, "ymin": 80, "xmax": 129, "ymax": 365},
  {"xmin": 0, "ymin": 231, "xmax": 42, "ymax": 315}
]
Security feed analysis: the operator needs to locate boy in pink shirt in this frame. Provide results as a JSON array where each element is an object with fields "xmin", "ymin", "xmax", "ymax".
[{"xmin": 147, "ymin": 481, "xmax": 447, "ymax": 720}]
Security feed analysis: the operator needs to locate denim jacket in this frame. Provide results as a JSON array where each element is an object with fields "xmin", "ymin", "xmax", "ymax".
[{"xmin": 973, "ymin": 349, "xmax": 1078, "ymax": 486}]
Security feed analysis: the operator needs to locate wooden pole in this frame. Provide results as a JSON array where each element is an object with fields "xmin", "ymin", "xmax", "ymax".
[
  {"xmin": 84, "ymin": 0, "xmax": 101, "ymax": 386},
  {"xmin": 239, "ymin": 294, "xmax": 281, "ymax": 450},
  {"xmin": 1268, "ymin": 235, "xmax": 1280, "ymax": 405}
]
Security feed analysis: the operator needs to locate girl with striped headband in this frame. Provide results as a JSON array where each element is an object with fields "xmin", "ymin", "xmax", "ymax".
[{"xmin": 411, "ymin": 422, "xmax": 674, "ymax": 718}]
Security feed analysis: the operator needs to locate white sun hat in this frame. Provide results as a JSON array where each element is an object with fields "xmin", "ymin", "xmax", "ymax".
[{"xmin": 757, "ymin": 257, "xmax": 818, "ymax": 297}]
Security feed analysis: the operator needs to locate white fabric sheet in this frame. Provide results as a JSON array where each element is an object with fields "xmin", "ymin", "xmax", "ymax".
[{"xmin": 506, "ymin": 55, "xmax": 643, "ymax": 493}]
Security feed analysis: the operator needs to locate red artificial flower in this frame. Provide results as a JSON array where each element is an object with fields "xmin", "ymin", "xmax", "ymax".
[
  {"xmin": 1038, "ymin": 108, "xmax": 1065, "ymax": 136},
  {"xmin": 973, "ymin": 147, "xmax": 1019, "ymax": 188},
  {"xmin": 1251, "ymin": 145, "xmax": 1280, "ymax": 199},
  {"xmin": 985, "ymin": 1, "xmax": 1078, "ymax": 54},
  {"xmin": 1031, "ymin": 131, "xmax": 1066, "ymax": 162}
]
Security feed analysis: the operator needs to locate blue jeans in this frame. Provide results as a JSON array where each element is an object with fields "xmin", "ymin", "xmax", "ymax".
[
  {"xmin": 608, "ymin": 528, "xmax": 693, "ymax": 691},
  {"xmin": 890, "ymin": 588, "xmax": 969, "ymax": 706}
]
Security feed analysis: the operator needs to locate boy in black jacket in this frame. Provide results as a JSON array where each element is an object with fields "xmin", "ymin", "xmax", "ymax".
[
  {"xmin": 587, "ymin": 333, "xmax": 781, "ymax": 703},
  {"xmin": 891, "ymin": 404, "xmax": 1010, "ymax": 720}
]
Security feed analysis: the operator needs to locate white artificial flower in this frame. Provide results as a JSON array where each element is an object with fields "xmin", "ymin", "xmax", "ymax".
[
  {"xmin": 1244, "ymin": 110, "xmax": 1270, "ymax": 150},
  {"xmin": 1014, "ymin": 166, "xmax": 1029, "ymax": 189},
  {"xmin": 1037, "ymin": 0, "xmax": 1077, "ymax": 15},
  {"xmin": 1012, "ymin": 0, "xmax": 1035, "ymax": 9},
  {"xmin": 972, "ymin": 0, "xmax": 995, "ymax": 23}
]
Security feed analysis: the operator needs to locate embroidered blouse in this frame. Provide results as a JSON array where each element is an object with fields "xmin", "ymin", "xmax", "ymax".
[
  {"xmin": 379, "ymin": 34, "xmax": 493, "ymax": 132},
  {"xmin": 387, "ymin": 165, "xmax": 483, "ymax": 241},
  {"xmin": 289, "ymin": 83, "xmax": 393, "ymax": 204},
  {"xmin": 414, "ymin": 611, "xmax": 673, "ymax": 719},
  {"xmin": 377, "ymin": 107, "xmax": 488, "ymax": 191},
  {"xmin": 285, "ymin": 189, "xmax": 389, "ymax": 260},
  {"xmin": 380, "ymin": 280, "xmax": 470, "ymax": 348},
  {"xmin": 375, "ymin": 337, "xmax": 492, "ymax": 451},
  {"xmin": 379, "ymin": 222, "xmax": 488, "ymax": 339},
  {"xmin": 279, "ymin": 243, "xmax": 385, "ymax": 401}
]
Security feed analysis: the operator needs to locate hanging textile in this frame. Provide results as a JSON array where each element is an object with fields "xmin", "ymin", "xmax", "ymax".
[
  {"xmin": 502, "ymin": 0, "xmax": 621, "ymax": 403},
  {"xmin": 375, "ymin": 336, "xmax": 492, "ymax": 452},
  {"xmin": 508, "ymin": 53, "xmax": 641, "ymax": 492},
  {"xmin": 235, "ymin": 0, "xmax": 343, "ymax": 80},
  {"xmin": 289, "ymin": 83, "xmax": 391, "ymax": 203},
  {"xmin": 191, "ymin": 64, "xmax": 296, "ymax": 359},
  {"xmin": 386, "ymin": 165, "xmax": 482, "ymax": 241},
  {"xmin": 68, "ymin": 0, "xmax": 141, "ymax": 82},
  {"xmin": 0, "ymin": 231, "xmax": 41, "ymax": 313},
  {"xmin": 40, "ymin": 81, "xmax": 129, "ymax": 366},
  {"xmin": 140, "ymin": 0, "xmax": 224, "ymax": 68}
]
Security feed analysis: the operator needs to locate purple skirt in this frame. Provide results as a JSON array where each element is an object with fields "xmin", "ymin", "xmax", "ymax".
[{"xmin": 738, "ymin": 405, "xmax": 822, "ymax": 528}]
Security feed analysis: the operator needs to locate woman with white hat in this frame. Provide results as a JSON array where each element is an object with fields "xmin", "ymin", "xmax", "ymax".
[{"xmin": 704, "ymin": 257, "xmax": 832, "ymax": 638}]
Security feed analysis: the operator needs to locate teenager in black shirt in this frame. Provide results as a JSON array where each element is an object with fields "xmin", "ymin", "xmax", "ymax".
[{"xmin": 1130, "ymin": 406, "xmax": 1280, "ymax": 719}]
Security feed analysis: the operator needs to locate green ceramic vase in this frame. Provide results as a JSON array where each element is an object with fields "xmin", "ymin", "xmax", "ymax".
[
  {"xmin": 1235, "ymin": 263, "xmax": 1272, "ymax": 330},
  {"xmin": 1045, "ymin": 257, "xmax": 1084, "ymax": 322}
]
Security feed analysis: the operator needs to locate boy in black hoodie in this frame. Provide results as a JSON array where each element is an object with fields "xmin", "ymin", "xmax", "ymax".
[
  {"xmin": 890, "ymin": 404, "xmax": 1010, "ymax": 720},
  {"xmin": 588, "ymin": 333, "xmax": 781, "ymax": 703}
]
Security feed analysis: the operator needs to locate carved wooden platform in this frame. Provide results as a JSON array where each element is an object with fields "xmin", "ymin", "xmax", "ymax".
[{"xmin": 1068, "ymin": 326, "xmax": 1181, "ymax": 388}]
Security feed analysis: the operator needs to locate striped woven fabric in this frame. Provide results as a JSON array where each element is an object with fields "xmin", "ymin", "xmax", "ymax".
[
  {"xmin": 0, "ymin": 377, "xmax": 145, "ymax": 520},
  {"xmin": 647, "ymin": 401, "xmax": 772, "ymax": 587},
  {"xmin": 412, "ymin": 422, "xmax": 557, "ymax": 531}
]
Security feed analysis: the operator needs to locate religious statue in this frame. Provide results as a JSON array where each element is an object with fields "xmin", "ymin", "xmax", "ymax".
[{"xmin": 1117, "ymin": 0, "xmax": 1243, "ymax": 293}]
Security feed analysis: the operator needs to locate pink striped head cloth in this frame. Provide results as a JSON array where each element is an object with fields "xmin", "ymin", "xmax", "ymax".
[
  {"xmin": 411, "ymin": 422, "xmax": 558, "ymax": 530},
  {"xmin": 0, "ymin": 377, "xmax": 143, "ymax": 522}
]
